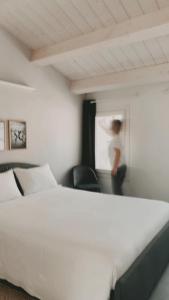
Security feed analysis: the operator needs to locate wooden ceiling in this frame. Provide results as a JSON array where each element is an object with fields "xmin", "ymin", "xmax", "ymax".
[{"xmin": 1, "ymin": 0, "xmax": 169, "ymax": 94}]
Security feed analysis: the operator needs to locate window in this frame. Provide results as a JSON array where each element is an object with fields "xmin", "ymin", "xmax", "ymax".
[{"xmin": 95, "ymin": 111, "xmax": 126, "ymax": 171}]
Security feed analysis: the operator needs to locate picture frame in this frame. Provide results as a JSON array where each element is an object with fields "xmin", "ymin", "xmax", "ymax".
[
  {"xmin": 0, "ymin": 121, "xmax": 5, "ymax": 151},
  {"xmin": 9, "ymin": 120, "xmax": 27, "ymax": 150}
]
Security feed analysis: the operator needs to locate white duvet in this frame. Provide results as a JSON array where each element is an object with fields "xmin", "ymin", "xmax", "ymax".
[{"xmin": 0, "ymin": 187, "xmax": 169, "ymax": 300}]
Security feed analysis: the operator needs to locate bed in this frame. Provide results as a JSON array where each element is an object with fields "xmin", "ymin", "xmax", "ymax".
[{"xmin": 0, "ymin": 163, "xmax": 169, "ymax": 300}]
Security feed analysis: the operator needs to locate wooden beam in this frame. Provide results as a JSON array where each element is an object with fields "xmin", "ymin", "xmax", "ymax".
[
  {"xmin": 31, "ymin": 7, "xmax": 169, "ymax": 66},
  {"xmin": 70, "ymin": 63, "xmax": 169, "ymax": 94}
]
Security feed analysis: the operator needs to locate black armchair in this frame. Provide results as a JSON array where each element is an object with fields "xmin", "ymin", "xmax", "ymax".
[{"xmin": 72, "ymin": 165, "xmax": 101, "ymax": 193}]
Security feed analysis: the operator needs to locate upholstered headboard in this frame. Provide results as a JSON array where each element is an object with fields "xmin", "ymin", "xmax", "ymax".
[
  {"xmin": 0, "ymin": 163, "xmax": 38, "ymax": 194},
  {"xmin": 0, "ymin": 162, "xmax": 38, "ymax": 173}
]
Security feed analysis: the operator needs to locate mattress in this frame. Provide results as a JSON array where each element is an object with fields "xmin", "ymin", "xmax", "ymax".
[{"xmin": 0, "ymin": 186, "xmax": 169, "ymax": 300}]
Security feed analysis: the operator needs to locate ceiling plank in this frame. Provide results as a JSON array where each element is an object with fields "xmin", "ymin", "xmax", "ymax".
[
  {"xmin": 70, "ymin": 62, "xmax": 169, "ymax": 94},
  {"xmin": 31, "ymin": 7, "xmax": 169, "ymax": 66}
]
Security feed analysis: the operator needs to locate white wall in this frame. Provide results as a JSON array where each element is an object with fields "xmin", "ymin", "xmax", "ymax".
[
  {"xmin": 0, "ymin": 29, "xmax": 82, "ymax": 184},
  {"xmin": 89, "ymin": 82, "xmax": 169, "ymax": 202}
]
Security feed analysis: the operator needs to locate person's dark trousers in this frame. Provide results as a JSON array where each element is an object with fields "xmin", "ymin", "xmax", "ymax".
[{"xmin": 112, "ymin": 165, "xmax": 127, "ymax": 195}]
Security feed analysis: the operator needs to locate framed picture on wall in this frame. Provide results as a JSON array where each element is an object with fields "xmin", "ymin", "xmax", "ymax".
[
  {"xmin": 0, "ymin": 121, "xmax": 5, "ymax": 151},
  {"xmin": 9, "ymin": 120, "xmax": 27, "ymax": 150}
]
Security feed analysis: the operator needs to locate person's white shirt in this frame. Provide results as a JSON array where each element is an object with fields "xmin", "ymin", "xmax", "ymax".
[{"xmin": 108, "ymin": 135, "xmax": 125, "ymax": 169}]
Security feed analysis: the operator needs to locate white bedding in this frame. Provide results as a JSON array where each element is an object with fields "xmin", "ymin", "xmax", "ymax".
[{"xmin": 0, "ymin": 187, "xmax": 169, "ymax": 300}]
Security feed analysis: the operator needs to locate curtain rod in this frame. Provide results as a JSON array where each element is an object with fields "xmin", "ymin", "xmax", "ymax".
[{"xmin": 84, "ymin": 99, "xmax": 96, "ymax": 103}]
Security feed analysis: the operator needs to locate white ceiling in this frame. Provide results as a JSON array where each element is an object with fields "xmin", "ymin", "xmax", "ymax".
[
  {"xmin": 1, "ymin": 0, "xmax": 166, "ymax": 49},
  {"xmin": 1, "ymin": 0, "xmax": 169, "ymax": 93},
  {"xmin": 54, "ymin": 36, "xmax": 169, "ymax": 80}
]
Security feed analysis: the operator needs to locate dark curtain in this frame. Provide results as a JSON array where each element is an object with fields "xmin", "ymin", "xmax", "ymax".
[{"xmin": 82, "ymin": 100, "xmax": 96, "ymax": 169}]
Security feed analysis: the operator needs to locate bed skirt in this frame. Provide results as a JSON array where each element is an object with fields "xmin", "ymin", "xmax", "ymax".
[{"xmin": 110, "ymin": 221, "xmax": 169, "ymax": 300}]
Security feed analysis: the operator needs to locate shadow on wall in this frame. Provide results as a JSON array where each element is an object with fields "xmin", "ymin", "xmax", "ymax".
[{"xmin": 61, "ymin": 168, "xmax": 74, "ymax": 188}]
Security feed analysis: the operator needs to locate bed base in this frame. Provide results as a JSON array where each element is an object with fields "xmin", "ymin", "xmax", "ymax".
[{"xmin": 110, "ymin": 221, "xmax": 169, "ymax": 300}]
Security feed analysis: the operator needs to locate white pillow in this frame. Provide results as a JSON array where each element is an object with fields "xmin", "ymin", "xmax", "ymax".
[
  {"xmin": 14, "ymin": 164, "xmax": 57, "ymax": 196},
  {"xmin": 0, "ymin": 170, "xmax": 22, "ymax": 203}
]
